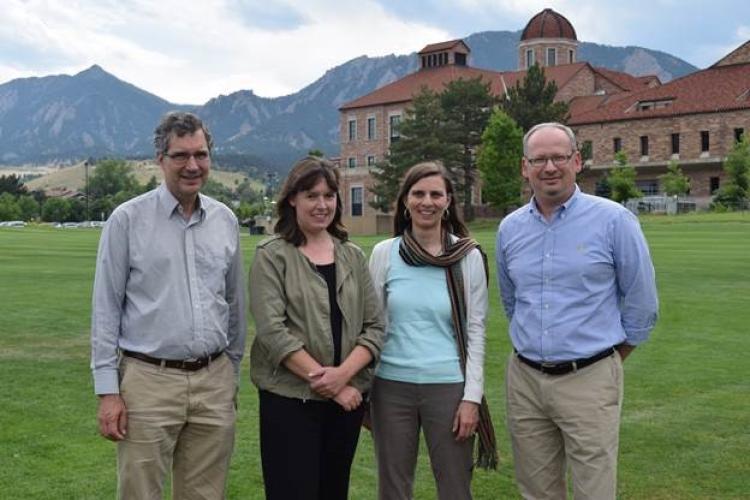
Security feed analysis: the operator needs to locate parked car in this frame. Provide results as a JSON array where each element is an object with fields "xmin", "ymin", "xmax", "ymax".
[{"xmin": 0, "ymin": 221, "xmax": 26, "ymax": 227}]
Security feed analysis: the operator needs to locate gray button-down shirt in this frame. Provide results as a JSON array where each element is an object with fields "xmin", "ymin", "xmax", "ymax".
[{"xmin": 90, "ymin": 183, "xmax": 246, "ymax": 394}]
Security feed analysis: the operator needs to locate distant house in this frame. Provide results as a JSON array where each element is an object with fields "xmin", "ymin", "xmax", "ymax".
[
  {"xmin": 337, "ymin": 8, "xmax": 749, "ymax": 234},
  {"xmin": 44, "ymin": 187, "xmax": 86, "ymax": 200}
]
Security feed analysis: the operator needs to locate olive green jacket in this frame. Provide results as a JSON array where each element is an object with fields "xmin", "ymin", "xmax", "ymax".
[{"xmin": 249, "ymin": 236, "xmax": 385, "ymax": 400}]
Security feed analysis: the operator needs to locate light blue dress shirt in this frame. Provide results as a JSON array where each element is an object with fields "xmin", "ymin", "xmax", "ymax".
[
  {"xmin": 496, "ymin": 187, "xmax": 658, "ymax": 362},
  {"xmin": 90, "ymin": 184, "xmax": 246, "ymax": 394}
]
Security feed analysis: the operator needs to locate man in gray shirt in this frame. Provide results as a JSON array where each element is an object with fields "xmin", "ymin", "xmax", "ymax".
[{"xmin": 91, "ymin": 111, "xmax": 246, "ymax": 499}]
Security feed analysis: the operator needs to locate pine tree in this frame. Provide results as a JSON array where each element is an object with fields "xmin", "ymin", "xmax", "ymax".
[{"xmin": 503, "ymin": 63, "xmax": 569, "ymax": 132}]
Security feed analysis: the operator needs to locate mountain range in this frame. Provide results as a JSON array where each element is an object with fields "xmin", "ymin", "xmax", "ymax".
[{"xmin": 0, "ymin": 30, "xmax": 698, "ymax": 173}]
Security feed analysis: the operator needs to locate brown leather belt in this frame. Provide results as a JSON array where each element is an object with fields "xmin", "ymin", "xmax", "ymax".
[
  {"xmin": 121, "ymin": 349, "xmax": 224, "ymax": 371},
  {"xmin": 516, "ymin": 347, "xmax": 616, "ymax": 375}
]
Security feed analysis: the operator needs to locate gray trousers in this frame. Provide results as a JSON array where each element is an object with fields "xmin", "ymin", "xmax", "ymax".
[{"xmin": 371, "ymin": 377, "xmax": 473, "ymax": 500}]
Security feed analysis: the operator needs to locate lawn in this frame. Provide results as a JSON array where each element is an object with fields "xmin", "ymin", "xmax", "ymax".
[{"xmin": 0, "ymin": 212, "xmax": 748, "ymax": 499}]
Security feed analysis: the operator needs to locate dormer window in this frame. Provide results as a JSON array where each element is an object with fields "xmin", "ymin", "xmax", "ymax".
[{"xmin": 635, "ymin": 99, "xmax": 674, "ymax": 111}]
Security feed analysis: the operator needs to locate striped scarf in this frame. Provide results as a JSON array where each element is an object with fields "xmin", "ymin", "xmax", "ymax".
[{"xmin": 399, "ymin": 229, "xmax": 499, "ymax": 470}]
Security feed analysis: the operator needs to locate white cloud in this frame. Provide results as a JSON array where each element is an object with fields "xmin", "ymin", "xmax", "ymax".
[{"xmin": 0, "ymin": 0, "xmax": 448, "ymax": 104}]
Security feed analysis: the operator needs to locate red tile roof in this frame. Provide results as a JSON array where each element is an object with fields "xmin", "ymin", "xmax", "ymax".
[
  {"xmin": 593, "ymin": 67, "xmax": 659, "ymax": 91},
  {"xmin": 569, "ymin": 62, "xmax": 750, "ymax": 125},
  {"xmin": 521, "ymin": 8, "xmax": 577, "ymax": 41},
  {"xmin": 339, "ymin": 62, "xmax": 594, "ymax": 111},
  {"xmin": 340, "ymin": 65, "xmax": 506, "ymax": 110}
]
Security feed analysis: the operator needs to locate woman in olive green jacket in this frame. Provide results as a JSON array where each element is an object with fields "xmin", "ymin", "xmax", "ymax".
[{"xmin": 249, "ymin": 156, "xmax": 384, "ymax": 500}]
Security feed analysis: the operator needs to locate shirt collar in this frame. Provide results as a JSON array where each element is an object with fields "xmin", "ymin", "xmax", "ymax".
[
  {"xmin": 156, "ymin": 183, "xmax": 205, "ymax": 220},
  {"xmin": 527, "ymin": 184, "xmax": 581, "ymax": 220}
]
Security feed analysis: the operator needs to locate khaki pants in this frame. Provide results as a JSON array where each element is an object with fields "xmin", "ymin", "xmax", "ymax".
[
  {"xmin": 371, "ymin": 377, "xmax": 474, "ymax": 500},
  {"xmin": 506, "ymin": 351, "xmax": 623, "ymax": 500},
  {"xmin": 117, "ymin": 354, "xmax": 236, "ymax": 500}
]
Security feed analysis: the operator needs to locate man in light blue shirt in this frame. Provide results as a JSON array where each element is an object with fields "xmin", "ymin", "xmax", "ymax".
[
  {"xmin": 91, "ymin": 112, "xmax": 246, "ymax": 499},
  {"xmin": 496, "ymin": 122, "xmax": 658, "ymax": 499}
]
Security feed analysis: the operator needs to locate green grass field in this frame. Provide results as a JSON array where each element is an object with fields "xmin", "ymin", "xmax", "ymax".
[{"xmin": 1, "ymin": 213, "xmax": 748, "ymax": 499}]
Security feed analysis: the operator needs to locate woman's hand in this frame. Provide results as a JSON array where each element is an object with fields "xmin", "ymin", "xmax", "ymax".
[
  {"xmin": 452, "ymin": 401, "xmax": 479, "ymax": 441},
  {"xmin": 309, "ymin": 366, "xmax": 350, "ymax": 398},
  {"xmin": 333, "ymin": 386, "xmax": 363, "ymax": 411}
]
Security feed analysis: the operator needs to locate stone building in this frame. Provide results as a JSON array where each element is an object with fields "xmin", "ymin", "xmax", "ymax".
[{"xmin": 337, "ymin": 8, "xmax": 750, "ymax": 233}]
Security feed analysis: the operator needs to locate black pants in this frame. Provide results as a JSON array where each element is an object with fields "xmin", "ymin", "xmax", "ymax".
[{"xmin": 259, "ymin": 390, "xmax": 365, "ymax": 500}]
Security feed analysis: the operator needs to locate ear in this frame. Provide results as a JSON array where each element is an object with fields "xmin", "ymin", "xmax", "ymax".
[
  {"xmin": 572, "ymin": 151, "xmax": 583, "ymax": 174},
  {"xmin": 521, "ymin": 158, "xmax": 530, "ymax": 180}
]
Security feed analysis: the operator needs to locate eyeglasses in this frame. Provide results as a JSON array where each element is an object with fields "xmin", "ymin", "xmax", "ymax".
[
  {"xmin": 164, "ymin": 151, "xmax": 210, "ymax": 165},
  {"xmin": 525, "ymin": 152, "xmax": 576, "ymax": 168}
]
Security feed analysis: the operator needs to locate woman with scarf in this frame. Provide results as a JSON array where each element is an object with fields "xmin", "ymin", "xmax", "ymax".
[{"xmin": 368, "ymin": 161, "xmax": 497, "ymax": 500}]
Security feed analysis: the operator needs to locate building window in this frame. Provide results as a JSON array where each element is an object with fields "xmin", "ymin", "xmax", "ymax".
[
  {"xmin": 636, "ymin": 180, "xmax": 659, "ymax": 196},
  {"xmin": 569, "ymin": 49, "xmax": 574, "ymax": 63},
  {"xmin": 347, "ymin": 157, "xmax": 356, "ymax": 168},
  {"xmin": 701, "ymin": 131, "xmax": 710, "ymax": 152},
  {"xmin": 613, "ymin": 137, "xmax": 622, "ymax": 153},
  {"xmin": 581, "ymin": 140, "xmax": 593, "ymax": 162},
  {"xmin": 671, "ymin": 133, "xmax": 680, "ymax": 155},
  {"xmin": 351, "ymin": 187, "xmax": 363, "ymax": 217},
  {"xmin": 710, "ymin": 177, "xmax": 720, "ymax": 194},
  {"xmin": 640, "ymin": 136, "xmax": 649, "ymax": 157},
  {"xmin": 546, "ymin": 48, "xmax": 556, "ymax": 66},
  {"xmin": 526, "ymin": 49, "xmax": 534, "ymax": 68},
  {"xmin": 735, "ymin": 128, "xmax": 745, "ymax": 143},
  {"xmin": 348, "ymin": 119, "xmax": 356, "ymax": 141},
  {"xmin": 389, "ymin": 115, "xmax": 401, "ymax": 143},
  {"xmin": 367, "ymin": 155, "xmax": 376, "ymax": 166},
  {"xmin": 367, "ymin": 117, "xmax": 376, "ymax": 140}
]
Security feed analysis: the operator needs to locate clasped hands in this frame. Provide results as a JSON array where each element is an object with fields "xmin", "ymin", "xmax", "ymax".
[{"xmin": 308, "ymin": 366, "xmax": 362, "ymax": 412}]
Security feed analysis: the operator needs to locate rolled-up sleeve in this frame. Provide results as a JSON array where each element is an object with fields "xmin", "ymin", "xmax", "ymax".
[
  {"xmin": 248, "ymin": 246, "xmax": 305, "ymax": 368},
  {"xmin": 90, "ymin": 214, "xmax": 129, "ymax": 395}
]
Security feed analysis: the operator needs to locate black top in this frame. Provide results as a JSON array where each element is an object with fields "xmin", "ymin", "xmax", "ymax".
[{"xmin": 316, "ymin": 263, "xmax": 343, "ymax": 366}]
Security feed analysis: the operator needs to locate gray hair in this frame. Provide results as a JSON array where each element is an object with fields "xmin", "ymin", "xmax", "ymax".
[
  {"xmin": 523, "ymin": 122, "xmax": 577, "ymax": 156},
  {"xmin": 153, "ymin": 111, "xmax": 214, "ymax": 156}
]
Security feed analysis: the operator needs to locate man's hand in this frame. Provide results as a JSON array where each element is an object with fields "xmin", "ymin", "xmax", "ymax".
[
  {"xmin": 615, "ymin": 343, "xmax": 636, "ymax": 361},
  {"xmin": 333, "ymin": 386, "xmax": 362, "ymax": 412},
  {"xmin": 309, "ymin": 366, "xmax": 350, "ymax": 399},
  {"xmin": 97, "ymin": 394, "xmax": 128, "ymax": 441},
  {"xmin": 452, "ymin": 401, "xmax": 479, "ymax": 441}
]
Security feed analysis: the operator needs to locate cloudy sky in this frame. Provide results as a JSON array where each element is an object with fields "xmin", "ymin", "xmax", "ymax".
[{"xmin": 2, "ymin": 0, "xmax": 748, "ymax": 104}]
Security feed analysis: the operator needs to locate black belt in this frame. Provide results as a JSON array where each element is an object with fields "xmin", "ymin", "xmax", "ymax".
[
  {"xmin": 121, "ymin": 349, "xmax": 224, "ymax": 371},
  {"xmin": 516, "ymin": 347, "xmax": 616, "ymax": 376}
]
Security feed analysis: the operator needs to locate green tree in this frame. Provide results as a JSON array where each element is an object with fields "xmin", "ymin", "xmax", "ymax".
[
  {"xmin": 712, "ymin": 136, "xmax": 749, "ymax": 210},
  {"xmin": 42, "ymin": 197, "xmax": 72, "ymax": 222},
  {"xmin": 594, "ymin": 176, "xmax": 612, "ymax": 199},
  {"xmin": 440, "ymin": 77, "xmax": 495, "ymax": 220},
  {"xmin": 659, "ymin": 161, "xmax": 691, "ymax": 196},
  {"xmin": 0, "ymin": 192, "xmax": 21, "ymax": 220},
  {"xmin": 0, "ymin": 174, "xmax": 28, "ymax": 196},
  {"xmin": 308, "ymin": 149, "xmax": 325, "ymax": 158},
  {"xmin": 143, "ymin": 175, "xmax": 159, "ymax": 192},
  {"xmin": 608, "ymin": 152, "xmax": 643, "ymax": 203},
  {"xmin": 503, "ymin": 63, "xmax": 569, "ymax": 132},
  {"xmin": 88, "ymin": 159, "xmax": 140, "ymax": 199},
  {"xmin": 369, "ymin": 87, "xmax": 451, "ymax": 213},
  {"xmin": 477, "ymin": 109, "xmax": 524, "ymax": 214},
  {"xmin": 17, "ymin": 195, "xmax": 40, "ymax": 221}
]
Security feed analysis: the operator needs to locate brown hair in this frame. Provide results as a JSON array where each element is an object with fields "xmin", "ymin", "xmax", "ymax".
[
  {"xmin": 153, "ymin": 111, "xmax": 213, "ymax": 155},
  {"xmin": 393, "ymin": 161, "xmax": 469, "ymax": 238},
  {"xmin": 274, "ymin": 156, "xmax": 348, "ymax": 246}
]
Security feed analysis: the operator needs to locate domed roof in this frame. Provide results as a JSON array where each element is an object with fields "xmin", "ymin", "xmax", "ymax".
[{"xmin": 521, "ymin": 8, "xmax": 577, "ymax": 41}]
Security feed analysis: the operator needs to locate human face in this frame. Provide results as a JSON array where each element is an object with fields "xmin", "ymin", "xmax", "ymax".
[
  {"xmin": 405, "ymin": 174, "xmax": 451, "ymax": 233},
  {"xmin": 289, "ymin": 178, "xmax": 337, "ymax": 237},
  {"xmin": 158, "ymin": 130, "xmax": 210, "ymax": 205},
  {"xmin": 522, "ymin": 127, "xmax": 581, "ymax": 211}
]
